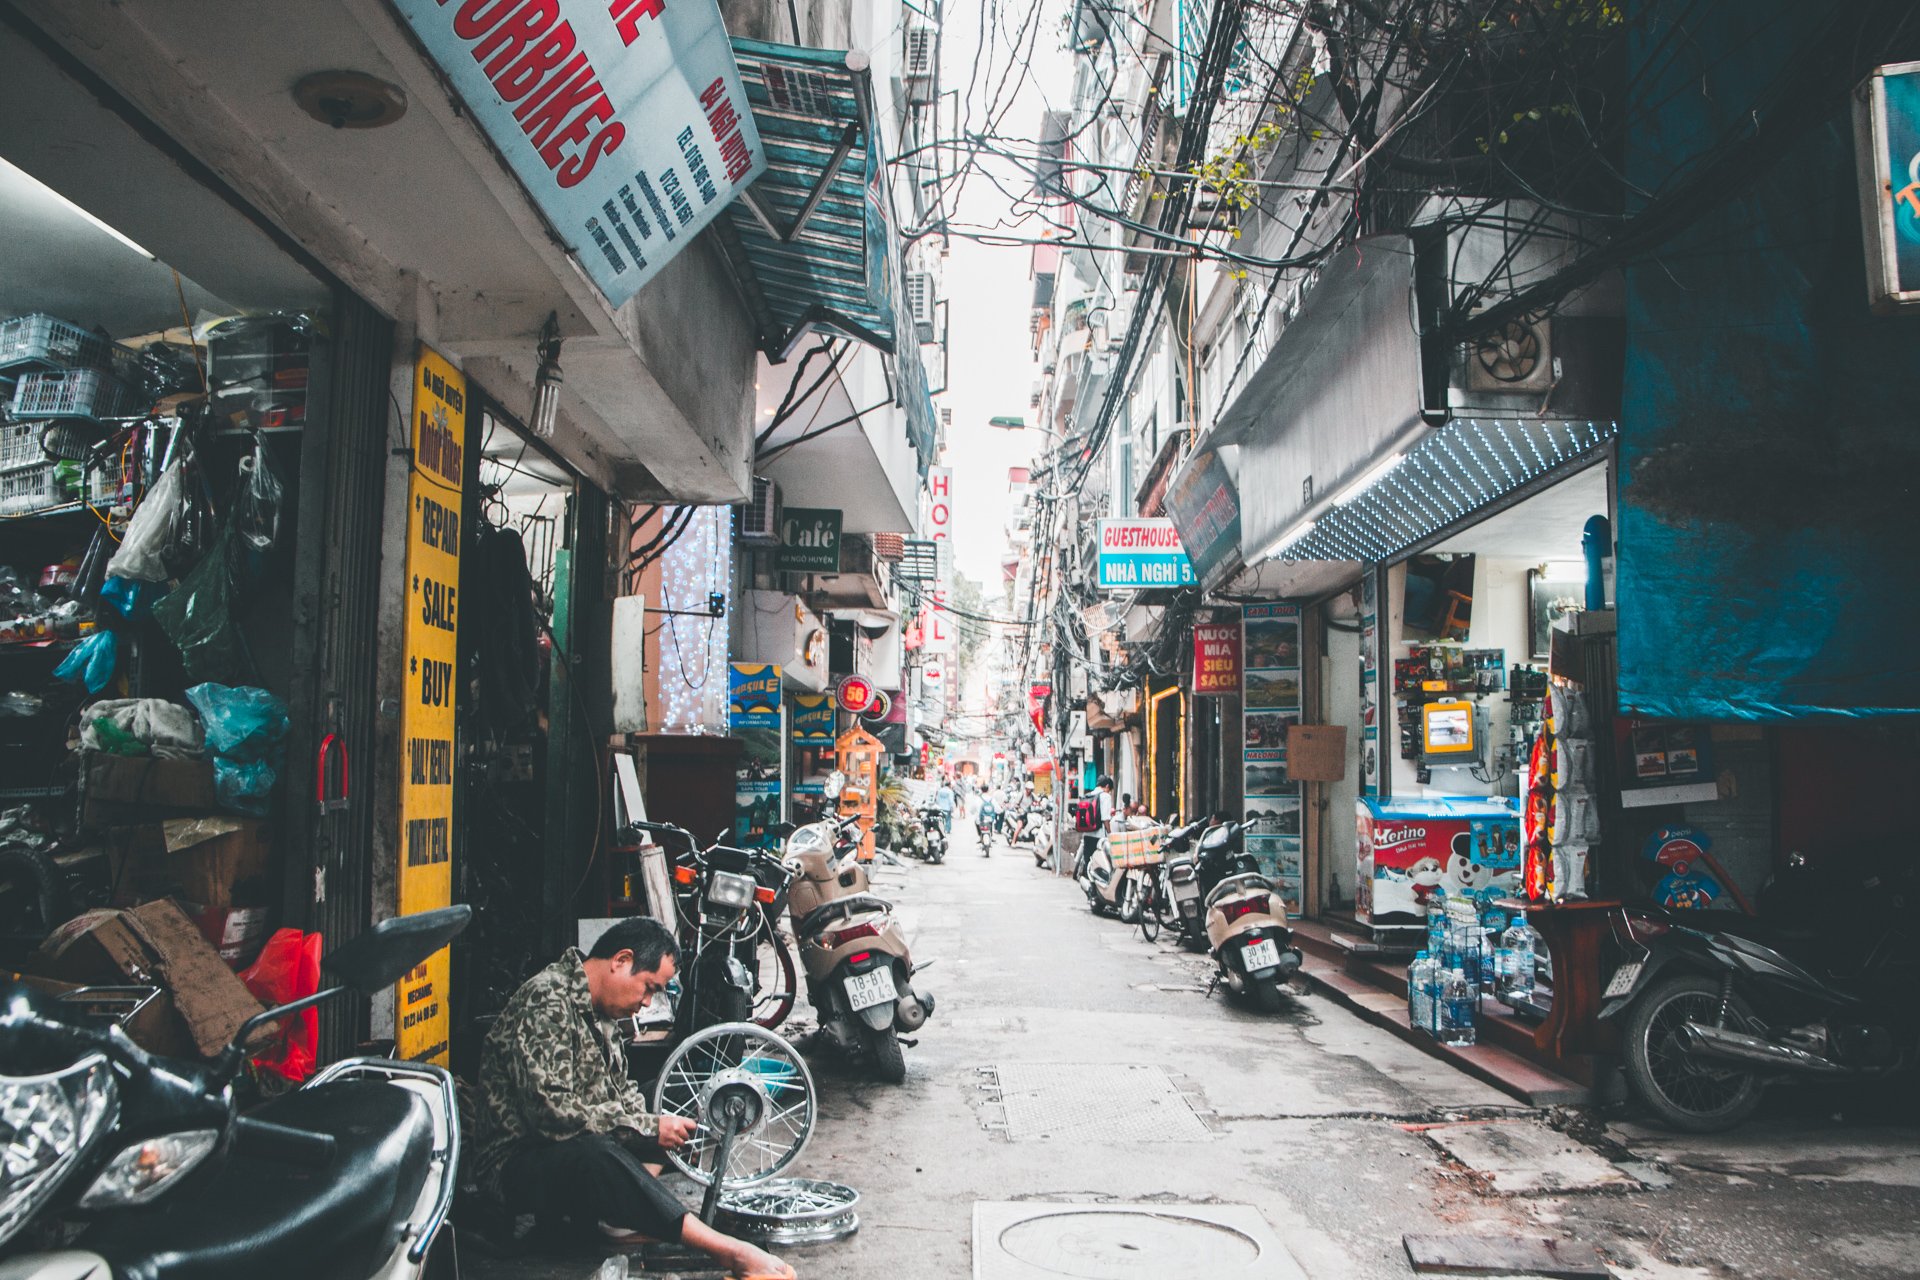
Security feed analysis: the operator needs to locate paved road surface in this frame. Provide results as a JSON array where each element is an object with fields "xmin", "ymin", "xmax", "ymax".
[{"xmin": 469, "ymin": 821, "xmax": 1920, "ymax": 1279}]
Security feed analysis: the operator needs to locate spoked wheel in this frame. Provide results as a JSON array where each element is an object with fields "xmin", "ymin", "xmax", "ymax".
[
  {"xmin": 1623, "ymin": 974, "xmax": 1763, "ymax": 1132},
  {"xmin": 653, "ymin": 1023, "xmax": 816, "ymax": 1187},
  {"xmin": 753, "ymin": 928, "xmax": 798, "ymax": 1029},
  {"xmin": 1153, "ymin": 871, "xmax": 1183, "ymax": 932},
  {"xmin": 1118, "ymin": 874, "xmax": 1143, "ymax": 924},
  {"xmin": 1139, "ymin": 887, "xmax": 1160, "ymax": 942}
]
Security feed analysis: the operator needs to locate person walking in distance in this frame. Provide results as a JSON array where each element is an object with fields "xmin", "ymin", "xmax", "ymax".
[
  {"xmin": 935, "ymin": 777, "xmax": 955, "ymax": 833},
  {"xmin": 1075, "ymin": 775, "xmax": 1115, "ymax": 878}
]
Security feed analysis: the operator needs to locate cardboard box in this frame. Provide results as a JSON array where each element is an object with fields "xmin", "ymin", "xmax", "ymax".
[
  {"xmin": 36, "ymin": 899, "xmax": 267, "ymax": 1058},
  {"xmin": 82, "ymin": 753, "xmax": 219, "ymax": 832},
  {"xmin": 107, "ymin": 818, "xmax": 278, "ymax": 968},
  {"xmin": 107, "ymin": 818, "xmax": 275, "ymax": 912},
  {"xmin": 1286, "ymin": 725, "xmax": 1348, "ymax": 783}
]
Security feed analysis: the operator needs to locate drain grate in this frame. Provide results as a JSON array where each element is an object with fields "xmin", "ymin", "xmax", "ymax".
[
  {"xmin": 973, "ymin": 1202, "xmax": 1308, "ymax": 1280},
  {"xmin": 985, "ymin": 1063, "xmax": 1212, "ymax": 1143}
]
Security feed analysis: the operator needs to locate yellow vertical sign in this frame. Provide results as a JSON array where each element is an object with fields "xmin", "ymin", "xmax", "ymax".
[{"xmin": 397, "ymin": 343, "xmax": 465, "ymax": 1064}]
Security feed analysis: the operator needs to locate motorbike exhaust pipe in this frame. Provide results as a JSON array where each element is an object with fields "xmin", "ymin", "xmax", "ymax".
[{"xmin": 1675, "ymin": 1021, "xmax": 1851, "ymax": 1077}]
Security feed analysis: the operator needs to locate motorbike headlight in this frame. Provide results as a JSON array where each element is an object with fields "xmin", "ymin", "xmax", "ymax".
[
  {"xmin": 707, "ymin": 870, "xmax": 756, "ymax": 909},
  {"xmin": 78, "ymin": 1130, "xmax": 219, "ymax": 1208},
  {"xmin": 0, "ymin": 1054, "xmax": 118, "ymax": 1245}
]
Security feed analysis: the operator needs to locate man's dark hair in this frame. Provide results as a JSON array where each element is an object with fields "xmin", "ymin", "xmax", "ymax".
[{"xmin": 588, "ymin": 916, "xmax": 679, "ymax": 972}]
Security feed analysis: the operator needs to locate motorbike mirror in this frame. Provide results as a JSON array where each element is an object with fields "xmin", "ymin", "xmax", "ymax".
[{"xmin": 325, "ymin": 905, "xmax": 473, "ymax": 993}]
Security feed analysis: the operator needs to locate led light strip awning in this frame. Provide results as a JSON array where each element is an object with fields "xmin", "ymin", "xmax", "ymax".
[{"xmin": 1278, "ymin": 418, "xmax": 1617, "ymax": 565}]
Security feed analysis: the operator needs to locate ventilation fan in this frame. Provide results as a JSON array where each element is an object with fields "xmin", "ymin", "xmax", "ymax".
[{"xmin": 1466, "ymin": 316, "xmax": 1553, "ymax": 393}]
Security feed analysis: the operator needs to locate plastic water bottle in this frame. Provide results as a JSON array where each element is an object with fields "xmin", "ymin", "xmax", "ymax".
[
  {"xmin": 1499, "ymin": 917, "xmax": 1536, "ymax": 1004},
  {"xmin": 1483, "ymin": 911, "xmax": 1507, "ymax": 995},
  {"xmin": 1409, "ymin": 951, "xmax": 1435, "ymax": 1035},
  {"xmin": 1426, "ymin": 895, "xmax": 1448, "ymax": 955},
  {"xmin": 1439, "ymin": 968, "xmax": 1477, "ymax": 1046}
]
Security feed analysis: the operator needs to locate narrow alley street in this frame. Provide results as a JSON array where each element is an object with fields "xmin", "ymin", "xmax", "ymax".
[{"xmin": 476, "ymin": 822, "xmax": 1920, "ymax": 1280}]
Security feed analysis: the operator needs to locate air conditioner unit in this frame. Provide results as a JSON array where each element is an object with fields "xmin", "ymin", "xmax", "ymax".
[
  {"xmin": 905, "ymin": 27, "xmax": 937, "ymax": 101},
  {"xmin": 904, "ymin": 271, "xmax": 936, "ymax": 343},
  {"xmin": 1466, "ymin": 314, "xmax": 1554, "ymax": 393},
  {"xmin": 736, "ymin": 475, "xmax": 782, "ymax": 544}
]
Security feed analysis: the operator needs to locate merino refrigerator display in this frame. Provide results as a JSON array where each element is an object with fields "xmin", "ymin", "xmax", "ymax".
[{"xmin": 1355, "ymin": 795, "xmax": 1523, "ymax": 926}]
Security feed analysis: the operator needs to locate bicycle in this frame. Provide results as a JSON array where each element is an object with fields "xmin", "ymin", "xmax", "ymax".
[{"xmin": 1138, "ymin": 861, "xmax": 1182, "ymax": 943}]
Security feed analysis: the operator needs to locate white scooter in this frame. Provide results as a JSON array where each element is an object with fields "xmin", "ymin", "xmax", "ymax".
[{"xmin": 0, "ymin": 907, "xmax": 471, "ymax": 1280}]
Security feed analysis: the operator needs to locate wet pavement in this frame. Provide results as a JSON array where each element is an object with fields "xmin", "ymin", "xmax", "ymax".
[{"xmin": 467, "ymin": 823, "xmax": 1920, "ymax": 1279}]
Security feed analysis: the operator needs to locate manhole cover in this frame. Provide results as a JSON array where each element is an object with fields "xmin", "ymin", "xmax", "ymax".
[
  {"xmin": 974, "ymin": 1203, "xmax": 1306, "ymax": 1280},
  {"xmin": 988, "ymin": 1064, "xmax": 1211, "ymax": 1143}
]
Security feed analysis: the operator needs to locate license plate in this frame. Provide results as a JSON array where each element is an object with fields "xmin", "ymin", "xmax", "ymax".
[
  {"xmin": 1243, "ymin": 938, "xmax": 1281, "ymax": 971},
  {"xmin": 1604, "ymin": 961, "xmax": 1643, "ymax": 998},
  {"xmin": 844, "ymin": 967, "xmax": 897, "ymax": 1011}
]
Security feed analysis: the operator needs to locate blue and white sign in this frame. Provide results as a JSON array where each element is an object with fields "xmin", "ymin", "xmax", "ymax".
[
  {"xmin": 1097, "ymin": 519, "xmax": 1195, "ymax": 588},
  {"xmin": 394, "ymin": 0, "xmax": 767, "ymax": 308}
]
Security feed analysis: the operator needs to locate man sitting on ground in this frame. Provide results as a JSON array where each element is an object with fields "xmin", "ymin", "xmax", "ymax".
[{"xmin": 471, "ymin": 917, "xmax": 795, "ymax": 1278}]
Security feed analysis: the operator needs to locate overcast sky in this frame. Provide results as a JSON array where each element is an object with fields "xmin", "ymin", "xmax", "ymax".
[{"xmin": 932, "ymin": 0, "xmax": 1074, "ymax": 594}]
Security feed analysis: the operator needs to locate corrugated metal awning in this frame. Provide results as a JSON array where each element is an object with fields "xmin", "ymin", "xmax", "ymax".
[
  {"xmin": 714, "ymin": 40, "xmax": 890, "ymax": 352},
  {"xmin": 712, "ymin": 38, "xmax": 935, "ymax": 464}
]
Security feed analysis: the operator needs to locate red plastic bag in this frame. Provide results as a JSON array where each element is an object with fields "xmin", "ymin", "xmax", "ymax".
[{"xmin": 239, "ymin": 928, "xmax": 322, "ymax": 1083}]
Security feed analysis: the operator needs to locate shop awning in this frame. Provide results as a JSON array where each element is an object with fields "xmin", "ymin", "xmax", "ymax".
[
  {"xmin": 1274, "ymin": 417, "xmax": 1618, "ymax": 565},
  {"xmin": 712, "ymin": 39, "xmax": 937, "ymax": 463}
]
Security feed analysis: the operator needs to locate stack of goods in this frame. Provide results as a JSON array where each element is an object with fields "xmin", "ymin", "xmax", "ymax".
[
  {"xmin": 206, "ymin": 315, "xmax": 311, "ymax": 432},
  {"xmin": 0, "ymin": 314, "xmax": 141, "ymax": 513}
]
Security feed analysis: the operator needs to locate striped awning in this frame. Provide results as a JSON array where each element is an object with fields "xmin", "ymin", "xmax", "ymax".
[
  {"xmin": 1278, "ymin": 418, "xmax": 1618, "ymax": 565},
  {"xmin": 712, "ymin": 38, "xmax": 935, "ymax": 463},
  {"xmin": 714, "ymin": 39, "xmax": 895, "ymax": 354}
]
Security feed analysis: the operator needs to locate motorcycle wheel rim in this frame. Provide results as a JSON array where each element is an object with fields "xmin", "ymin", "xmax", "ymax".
[{"xmin": 1642, "ymin": 988, "xmax": 1755, "ymax": 1118}]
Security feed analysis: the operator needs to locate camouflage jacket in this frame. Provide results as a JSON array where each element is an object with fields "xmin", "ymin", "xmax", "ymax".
[{"xmin": 470, "ymin": 948, "xmax": 660, "ymax": 1201}]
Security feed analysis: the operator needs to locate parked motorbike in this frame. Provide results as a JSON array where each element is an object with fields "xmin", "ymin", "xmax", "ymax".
[
  {"xmin": 783, "ymin": 819, "xmax": 934, "ymax": 1083},
  {"xmin": 0, "ymin": 905, "xmax": 472, "ymax": 1277},
  {"xmin": 917, "ymin": 805, "xmax": 950, "ymax": 861},
  {"xmin": 1600, "ymin": 850, "xmax": 1920, "ymax": 1132},
  {"xmin": 1154, "ymin": 817, "xmax": 1210, "ymax": 947},
  {"xmin": 637, "ymin": 820, "xmax": 794, "ymax": 1036},
  {"xmin": 1190, "ymin": 820, "xmax": 1302, "ymax": 1011},
  {"xmin": 1081, "ymin": 817, "xmax": 1161, "ymax": 923},
  {"xmin": 1009, "ymin": 803, "xmax": 1050, "ymax": 867}
]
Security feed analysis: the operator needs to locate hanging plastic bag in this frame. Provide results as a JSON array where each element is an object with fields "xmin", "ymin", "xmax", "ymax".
[
  {"xmin": 152, "ymin": 524, "xmax": 244, "ymax": 684},
  {"xmin": 212, "ymin": 756, "xmax": 278, "ymax": 816},
  {"xmin": 233, "ymin": 438, "xmax": 284, "ymax": 554},
  {"xmin": 240, "ymin": 928, "xmax": 322, "ymax": 1084},
  {"xmin": 98, "ymin": 576, "xmax": 156, "ymax": 619},
  {"xmin": 184, "ymin": 683, "xmax": 288, "ymax": 761},
  {"xmin": 105, "ymin": 454, "xmax": 186, "ymax": 582},
  {"xmin": 53, "ymin": 630, "xmax": 118, "ymax": 694}
]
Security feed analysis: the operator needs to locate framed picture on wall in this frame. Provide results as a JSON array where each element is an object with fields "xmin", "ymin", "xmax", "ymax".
[{"xmin": 1528, "ymin": 569, "xmax": 1585, "ymax": 659}]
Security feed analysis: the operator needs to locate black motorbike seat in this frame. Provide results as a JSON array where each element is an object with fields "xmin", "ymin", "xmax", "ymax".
[
  {"xmin": 83, "ymin": 1079, "xmax": 436, "ymax": 1280},
  {"xmin": 794, "ymin": 894, "xmax": 892, "ymax": 940}
]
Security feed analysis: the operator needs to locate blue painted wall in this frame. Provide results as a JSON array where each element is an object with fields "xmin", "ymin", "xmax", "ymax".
[{"xmin": 1618, "ymin": 0, "xmax": 1920, "ymax": 719}]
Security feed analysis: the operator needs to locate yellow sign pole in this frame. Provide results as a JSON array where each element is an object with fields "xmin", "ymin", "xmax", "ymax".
[{"xmin": 396, "ymin": 343, "xmax": 466, "ymax": 1064}]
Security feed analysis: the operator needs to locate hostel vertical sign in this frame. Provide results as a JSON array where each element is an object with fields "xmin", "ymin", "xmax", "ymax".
[
  {"xmin": 921, "ymin": 467, "xmax": 955, "ymax": 659},
  {"xmin": 398, "ymin": 343, "xmax": 465, "ymax": 1065}
]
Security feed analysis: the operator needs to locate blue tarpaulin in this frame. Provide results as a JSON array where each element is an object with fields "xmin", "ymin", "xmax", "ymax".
[{"xmin": 1618, "ymin": 0, "xmax": 1920, "ymax": 720}]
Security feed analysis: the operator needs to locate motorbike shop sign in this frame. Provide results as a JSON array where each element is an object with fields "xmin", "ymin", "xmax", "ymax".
[
  {"xmin": 392, "ymin": 0, "xmax": 766, "ymax": 309},
  {"xmin": 1192, "ymin": 623, "xmax": 1242, "ymax": 694},
  {"xmin": 1096, "ymin": 518, "xmax": 1195, "ymax": 588},
  {"xmin": 397, "ymin": 343, "xmax": 466, "ymax": 1067}
]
